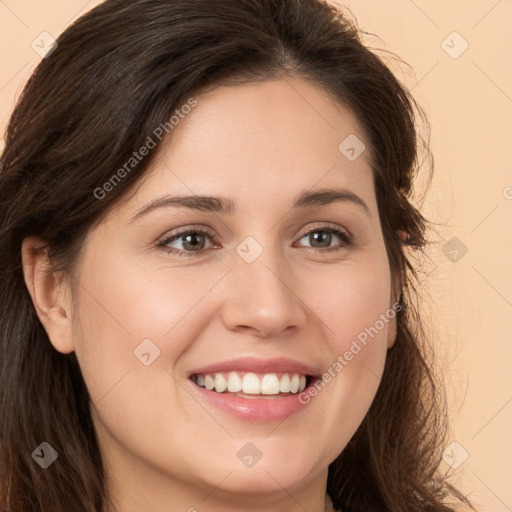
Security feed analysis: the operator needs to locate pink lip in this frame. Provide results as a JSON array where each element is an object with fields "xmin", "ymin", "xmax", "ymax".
[
  {"xmin": 186, "ymin": 356, "xmax": 321, "ymax": 422},
  {"xmin": 189, "ymin": 382, "xmax": 313, "ymax": 422},
  {"xmin": 188, "ymin": 356, "xmax": 321, "ymax": 378}
]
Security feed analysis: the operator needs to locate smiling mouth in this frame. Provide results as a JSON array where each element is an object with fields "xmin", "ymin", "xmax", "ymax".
[{"xmin": 190, "ymin": 371, "xmax": 313, "ymax": 397}]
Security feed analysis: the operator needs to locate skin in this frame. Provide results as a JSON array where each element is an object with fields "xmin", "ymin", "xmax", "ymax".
[{"xmin": 22, "ymin": 78, "xmax": 401, "ymax": 512}]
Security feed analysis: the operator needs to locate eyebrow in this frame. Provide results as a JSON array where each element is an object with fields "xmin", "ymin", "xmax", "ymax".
[{"xmin": 129, "ymin": 186, "xmax": 371, "ymax": 223}]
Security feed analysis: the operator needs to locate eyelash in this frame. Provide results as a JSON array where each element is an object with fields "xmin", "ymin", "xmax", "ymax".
[{"xmin": 158, "ymin": 223, "xmax": 353, "ymax": 259}]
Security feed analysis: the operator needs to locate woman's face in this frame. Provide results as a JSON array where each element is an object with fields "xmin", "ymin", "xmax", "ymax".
[{"xmin": 63, "ymin": 79, "xmax": 399, "ymax": 505}]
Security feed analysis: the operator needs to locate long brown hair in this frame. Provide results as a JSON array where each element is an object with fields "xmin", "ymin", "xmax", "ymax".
[{"xmin": 0, "ymin": 1, "xmax": 474, "ymax": 510}]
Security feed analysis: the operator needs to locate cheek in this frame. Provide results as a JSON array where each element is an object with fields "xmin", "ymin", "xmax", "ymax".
[
  {"xmin": 300, "ymin": 256, "xmax": 392, "ymax": 349},
  {"xmin": 295, "ymin": 258, "xmax": 392, "ymax": 441},
  {"xmin": 70, "ymin": 251, "xmax": 227, "ymax": 423},
  {"xmin": 74, "ymin": 256, "xmax": 218, "ymax": 351},
  {"xmin": 69, "ymin": 259, "xmax": 212, "ymax": 469}
]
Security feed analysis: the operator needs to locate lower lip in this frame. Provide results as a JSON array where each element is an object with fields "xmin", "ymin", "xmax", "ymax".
[{"xmin": 188, "ymin": 380, "xmax": 314, "ymax": 422}]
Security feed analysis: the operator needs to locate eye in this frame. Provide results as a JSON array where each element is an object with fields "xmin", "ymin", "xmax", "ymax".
[
  {"xmin": 295, "ymin": 224, "xmax": 352, "ymax": 252},
  {"xmin": 159, "ymin": 226, "xmax": 218, "ymax": 258},
  {"xmin": 158, "ymin": 223, "xmax": 352, "ymax": 258}
]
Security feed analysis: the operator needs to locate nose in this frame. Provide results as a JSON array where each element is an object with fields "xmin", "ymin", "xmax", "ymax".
[{"xmin": 220, "ymin": 244, "xmax": 308, "ymax": 338}]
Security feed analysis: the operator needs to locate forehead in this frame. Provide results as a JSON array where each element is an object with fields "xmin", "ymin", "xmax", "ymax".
[{"xmin": 119, "ymin": 78, "xmax": 377, "ymax": 221}]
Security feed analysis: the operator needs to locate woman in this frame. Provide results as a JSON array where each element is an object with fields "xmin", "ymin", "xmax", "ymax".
[{"xmin": 0, "ymin": 0, "xmax": 475, "ymax": 511}]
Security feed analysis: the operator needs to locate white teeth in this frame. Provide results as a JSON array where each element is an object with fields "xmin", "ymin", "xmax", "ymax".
[
  {"xmin": 261, "ymin": 373, "xmax": 280, "ymax": 394},
  {"xmin": 290, "ymin": 374, "xmax": 300, "ymax": 393},
  {"xmin": 227, "ymin": 371, "xmax": 242, "ymax": 392},
  {"xmin": 193, "ymin": 371, "xmax": 310, "ymax": 396},
  {"xmin": 204, "ymin": 375, "xmax": 215, "ymax": 391},
  {"xmin": 242, "ymin": 372, "xmax": 261, "ymax": 394},
  {"xmin": 299, "ymin": 375, "xmax": 306, "ymax": 392},
  {"xmin": 214, "ymin": 374, "xmax": 227, "ymax": 393},
  {"xmin": 279, "ymin": 374, "xmax": 291, "ymax": 393}
]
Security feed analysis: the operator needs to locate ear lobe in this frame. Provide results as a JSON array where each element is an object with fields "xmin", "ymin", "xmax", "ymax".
[{"xmin": 21, "ymin": 236, "xmax": 75, "ymax": 354}]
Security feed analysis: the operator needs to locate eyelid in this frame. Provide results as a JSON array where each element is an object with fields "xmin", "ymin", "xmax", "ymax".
[
  {"xmin": 161, "ymin": 224, "xmax": 217, "ymax": 239},
  {"xmin": 160, "ymin": 222, "xmax": 351, "ymax": 241},
  {"xmin": 297, "ymin": 222, "xmax": 352, "ymax": 242}
]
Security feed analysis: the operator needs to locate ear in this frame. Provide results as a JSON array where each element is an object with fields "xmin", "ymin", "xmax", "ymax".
[
  {"xmin": 386, "ymin": 229, "xmax": 406, "ymax": 349},
  {"xmin": 21, "ymin": 236, "xmax": 75, "ymax": 354}
]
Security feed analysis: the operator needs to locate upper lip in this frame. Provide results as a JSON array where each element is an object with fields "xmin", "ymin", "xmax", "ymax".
[{"xmin": 188, "ymin": 356, "xmax": 322, "ymax": 378}]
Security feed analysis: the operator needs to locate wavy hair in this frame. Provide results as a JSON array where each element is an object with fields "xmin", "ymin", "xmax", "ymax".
[{"xmin": 0, "ymin": 0, "xmax": 474, "ymax": 510}]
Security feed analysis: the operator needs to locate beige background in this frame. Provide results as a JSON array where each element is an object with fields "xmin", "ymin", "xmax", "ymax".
[{"xmin": 0, "ymin": 1, "xmax": 511, "ymax": 510}]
